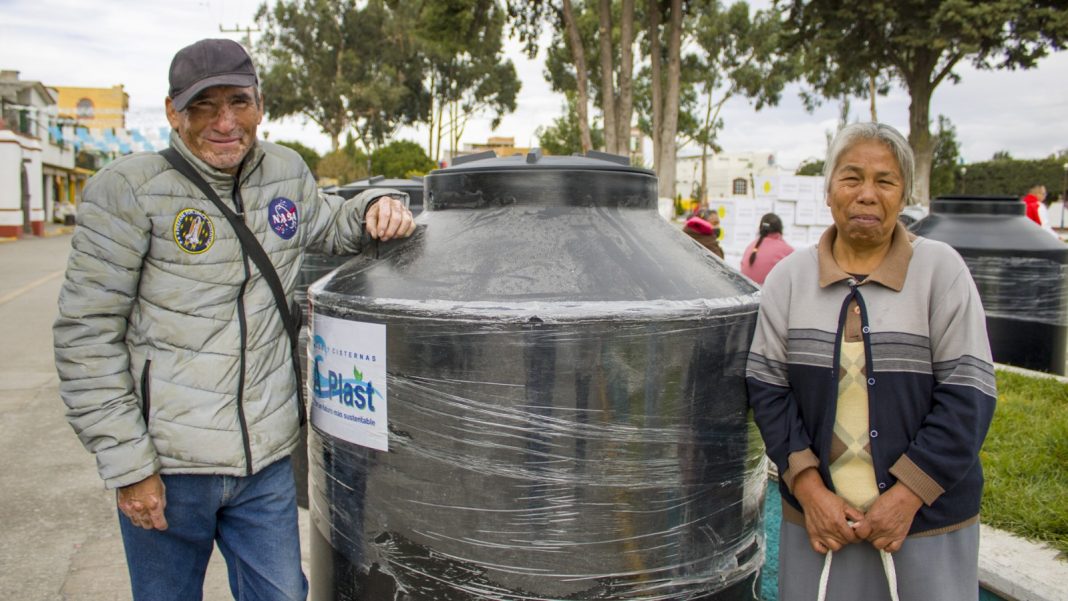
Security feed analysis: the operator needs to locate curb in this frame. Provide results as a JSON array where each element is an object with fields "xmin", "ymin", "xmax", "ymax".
[
  {"xmin": 42, "ymin": 225, "xmax": 75, "ymax": 238},
  {"xmin": 0, "ymin": 225, "xmax": 74, "ymax": 243},
  {"xmin": 980, "ymin": 525, "xmax": 1068, "ymax": 601},
  {"xmin": 994, "ymin": 362, "xmax": 1068, "ymax": 384}
]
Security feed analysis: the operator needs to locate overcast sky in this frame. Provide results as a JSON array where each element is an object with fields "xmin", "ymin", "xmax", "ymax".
[{"xmin": 4, "ymin": 0, "xmax": 1067, "ymax": 169}]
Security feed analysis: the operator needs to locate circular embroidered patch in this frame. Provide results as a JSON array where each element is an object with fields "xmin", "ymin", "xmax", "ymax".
[
  {"xmin": 173, "ymin": 208, "xmax": 215, "ymax": 254},
  {"xmin": 268, "ymin": 197, "xmax": 299, "ymax": 240}
]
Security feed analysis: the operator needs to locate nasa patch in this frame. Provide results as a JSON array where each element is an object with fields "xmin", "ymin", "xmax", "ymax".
[
  {"xmin": 268, "ymin": 197, "xmax": 299, "ymax": 240},
  {"xmin": 173, "ymin": 208, "xmax": 215, "ymax": 254}
]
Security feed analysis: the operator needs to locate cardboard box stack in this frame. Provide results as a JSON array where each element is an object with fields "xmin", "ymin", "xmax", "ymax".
[{"xmin": 704, "ymin": 174, "xmax": 830, "ymax": 269}]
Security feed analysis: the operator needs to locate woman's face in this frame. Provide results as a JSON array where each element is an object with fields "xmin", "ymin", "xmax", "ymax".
[{"xmin": 827, "ymin": 140, "xmax": 905, "ymax": 250}]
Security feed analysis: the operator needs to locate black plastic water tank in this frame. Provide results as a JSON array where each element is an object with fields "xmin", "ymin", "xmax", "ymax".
[
  {"xmin": 293, "ymin": 176, "xmax": 426, "ymax": 508},
  {"xmin": 307, "ymin": 150, "xmax": 766, "ymax": 600},
  {"xmin": 910, "ymin": 195, "xmax": 1068, "ymax": 374}
]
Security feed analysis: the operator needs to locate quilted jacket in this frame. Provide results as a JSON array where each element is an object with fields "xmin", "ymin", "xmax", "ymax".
[{"xmin": 54, "ymin": 134, "xmax": 404, "ymax": 488}]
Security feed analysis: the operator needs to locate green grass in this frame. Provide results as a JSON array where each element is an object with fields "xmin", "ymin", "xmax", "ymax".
[{"xmin": 981, "ymin": 370, "xmax": 1068, "ymax": 555}]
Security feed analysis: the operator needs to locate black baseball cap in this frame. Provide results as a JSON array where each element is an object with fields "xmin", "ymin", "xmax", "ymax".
[{"xmin": 168, "ymin": 39, "xmax": 258, "ymax": 111}]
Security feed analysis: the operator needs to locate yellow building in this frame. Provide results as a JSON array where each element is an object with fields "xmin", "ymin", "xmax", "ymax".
[
  {"xmin": 54, "ymin": 85, "xmax": 128, "ymax": 130},
  {"xmin": 454, "ymin": 136, "xmax": 533, "ymax": 162}
]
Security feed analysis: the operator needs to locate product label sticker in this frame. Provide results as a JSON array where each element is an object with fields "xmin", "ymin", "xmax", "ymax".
[
  {"xmin": 309, "ymin": 314, "xmax": 388, "ymax": 451},
  {"xmin": 268, "ymin": 197, "xmax": 299, "ymax": 240}
]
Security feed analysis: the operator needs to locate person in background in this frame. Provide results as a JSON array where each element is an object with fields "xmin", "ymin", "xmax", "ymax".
[
  {"xmin": 1037, "ymin": 191, "xmax": 1060, "ymax": 239},
  {"xmin": 740, "ymin": 212, "xmax": 794, "ymax": 285},
  {"xmin": 747, "ymin": 122, "xmax": 995, "ymax": 600},
  {"xmin": 683, "ymin": 208, "xmax": 725, "ymax": 259},
  {"xmin": 1022, "ymin": 183, "xmax": 1047, "ymax": 226},
  {"xmin": 53, "ymin": 39, "xmax": 415, "ymax": 601}
]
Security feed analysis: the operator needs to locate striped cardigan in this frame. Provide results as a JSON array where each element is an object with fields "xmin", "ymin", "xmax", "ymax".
[{"xmin": 746, "ymin": 223, "xmax": 996, "ymax": 535}]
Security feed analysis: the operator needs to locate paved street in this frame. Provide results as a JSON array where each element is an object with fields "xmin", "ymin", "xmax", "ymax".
[{"xmin": 0, "ymin": 230, "xmax": 309, "ymax": 601}]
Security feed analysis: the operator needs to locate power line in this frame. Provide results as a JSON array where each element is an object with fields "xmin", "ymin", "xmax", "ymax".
[{"xmin": 219, "ymin": 23, "xmax": 260, "ymax": 48}]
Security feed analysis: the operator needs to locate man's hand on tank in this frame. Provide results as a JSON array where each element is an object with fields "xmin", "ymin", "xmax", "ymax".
[
  {"xmin": 366, "ymin": 195, "xmax": 415, "ymax": 242},
  {"xmin": 117, "ymin": 473, "xmax": 168, "ymax": 530}
]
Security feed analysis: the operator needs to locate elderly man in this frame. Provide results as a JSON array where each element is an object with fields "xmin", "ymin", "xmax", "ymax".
[
  {"xmin": 747, "ymin": 122, "xmax": 995, "ymax": 600},
  {"xmin": 53, "ymin": 39, "xmax": 414, "ymax": 601}
]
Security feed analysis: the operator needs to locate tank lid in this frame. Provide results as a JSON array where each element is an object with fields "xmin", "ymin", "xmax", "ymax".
[
  {"xmin": 338, "ymin": 175, "xmax": 424, "ymax": 190},
  {"xmin": 439, "ymin": 149, "xmax": 653, "ymax": 175},
  {"xmin": 930, "ymin": 195, "xmax": 1025, "ymax": 216}
]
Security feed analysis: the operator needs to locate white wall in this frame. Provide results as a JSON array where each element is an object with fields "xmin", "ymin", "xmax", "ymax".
[
  {"xmin": 705, "ymin": 174, "xmax": 830, "ymax": 268},
  {"xmin": 676, "ymin": 151, "xmax": 783, "ymax": 200},
  {"xmin": 0, "ymin": 131, "xmax": 44, "ymax": 231}
]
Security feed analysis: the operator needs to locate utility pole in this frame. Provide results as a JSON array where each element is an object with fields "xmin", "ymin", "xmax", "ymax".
[{"xmin": 219, "ymin": 24, "xmax": 260, "ymax": 49}]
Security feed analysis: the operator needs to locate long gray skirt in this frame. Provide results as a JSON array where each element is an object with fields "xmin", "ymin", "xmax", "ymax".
[{"xmin": 778, "ymin": 520, "xmax": 980, "ymax": 601}]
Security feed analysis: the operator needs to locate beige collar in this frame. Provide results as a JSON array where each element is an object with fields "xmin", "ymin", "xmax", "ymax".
[{"xmin": 817, "ymin": 222, "xmax": 914, "ymax": 291}]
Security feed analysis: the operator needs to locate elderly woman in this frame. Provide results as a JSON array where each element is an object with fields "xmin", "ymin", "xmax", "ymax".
[{"xmin": 747, "ymin": 123, "xmax": 996, "ymax": 600}]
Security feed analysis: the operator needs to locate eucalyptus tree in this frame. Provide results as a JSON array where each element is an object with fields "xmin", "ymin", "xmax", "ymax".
[
  {"xmin": 535, "ymin": 96, "xmax": 606, "ymax": 155},
  {"xmin": 415, "ymin": 0, "xmax": 520, "ymax": 162},
  {"xmin": 689, "ymin": 0, "xmax": 796, "ymax": 203},
  {"xmin": 779, "ymin": 0, "xmax": 1067, "ymax": 204},
  {"xmin": 930, "ymin": 115, "xmax": 962, "ymax": 199},
  {"xmin": 509, "ymin": 0, "xmax": 638, "ymax": 157},
  {"xmin": 645, "ymin": 0, "xmax": 685, "ymax": 198},
  {"xmin": 254, "ymin": 0, "xmax": 428, "ymax": 153}
]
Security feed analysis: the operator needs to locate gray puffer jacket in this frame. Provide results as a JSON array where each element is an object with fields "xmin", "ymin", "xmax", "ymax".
[{"xmin": 54, "ymin": 134, "xmax": 404, "ymax": 489}]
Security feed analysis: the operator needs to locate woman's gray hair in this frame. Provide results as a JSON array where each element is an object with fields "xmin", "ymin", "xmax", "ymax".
[{"xmin": 823, "ymin": 122, "xmax": 915, "ymax": 205}]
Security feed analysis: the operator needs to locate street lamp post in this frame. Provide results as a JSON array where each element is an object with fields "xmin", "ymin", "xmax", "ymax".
[{"xmin": 960, "ymin": 166, "xmax": 968, "ymax": 194}]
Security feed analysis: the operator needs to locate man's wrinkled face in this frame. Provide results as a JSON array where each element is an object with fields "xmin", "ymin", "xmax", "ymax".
[{"xmin": 166, "ymin": 85, "xmax": 263, "ymax": 174}]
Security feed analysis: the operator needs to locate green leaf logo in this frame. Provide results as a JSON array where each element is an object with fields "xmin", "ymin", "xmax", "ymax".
[{"xmin": 353, "ymin": 367, "xmax": 364, "ymax": 382}]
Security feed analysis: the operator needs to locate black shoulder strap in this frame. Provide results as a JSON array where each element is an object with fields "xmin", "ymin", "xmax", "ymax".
[{"xmin": 160, "ymin": 147, "xmax": 306, "ymax": 425}]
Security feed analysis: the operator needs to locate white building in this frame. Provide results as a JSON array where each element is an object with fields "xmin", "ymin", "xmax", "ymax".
[
  {"xmin": 1, "ymin": 71, "xmax": 166, "ymax": 238},
  {"xmin": 669, "ymin": 149, "xmax": 835, "ymax": 268},
  {"xmin": 0, "ymin": 70, "xmax": 62, "ymax": 237},
  {"xmin": 675, "ymin": 150, "xmax": 783, "ymax": 201}
]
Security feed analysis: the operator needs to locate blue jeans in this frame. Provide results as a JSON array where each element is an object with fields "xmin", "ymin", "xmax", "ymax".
[{"xmin": 117, "ymin": 457, "xmax": 307, "ymax": 601}]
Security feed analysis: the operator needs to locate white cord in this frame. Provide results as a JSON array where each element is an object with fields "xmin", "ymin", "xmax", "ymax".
[
  {"xmin": 881, "ymin": 550, "xmax": 900, "ymax": 601},
  {"xmin": 816, "ymin": 548, "xmax": 899, "ymax": 601},
  {"xmin": 816, "ymin": 549, "xmax": 833, "ymax": 601}
]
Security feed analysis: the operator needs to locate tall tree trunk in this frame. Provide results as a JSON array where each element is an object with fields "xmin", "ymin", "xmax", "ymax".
[
  {"xmin": 657, "ymin": 0, "xmax": 682, "ymax": 200},
  {"xmin": 907, "ymin": 74, "xmax": 934, "ymax": 205},
  {"xmin": 563, "ymin": 0, "xmax": 593, "ymax": 153},
  {"xmin": 434, "ymin": 100, "xmax": 445, "ymax": 163},
  {"xmin": 699, "ymin": 82, "xmax": 714, "ymax": 206},
  {"xmin": 452, "ymin": 101, "xmax": 469, "ymax": 155},
  {"xmin": 598, "ymin": 0, "xmax": 617, "ymax": 154},
  {"xmin": 427, "ymin": 71, "xmax": 437, "ymax": 161},
  {"xmin": 331, "ymin": 17, "xmax": 345, "ymax": 154},
  {"xmin": 699, "ymin": 147, "xmax": 709, "ymax": 206},
  {"xmin": 869, "ymin": 71, "xmax": 878, "ymax": 122},
  {"xmin": 647, "ymin": 0, "xmax": 662, "ymax": 178},
  {"xmin": 450, "ymin": 100, "xmax": 462, "ymax": 160},
  {"xmin": 616, "ymin": 0, "xmax": 635, "ymax": 159}
]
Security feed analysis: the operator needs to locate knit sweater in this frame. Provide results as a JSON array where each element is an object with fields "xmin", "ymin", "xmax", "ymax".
[{"xmin": 746, "ymin": 223, "xmax": 997, "ymax": 535}]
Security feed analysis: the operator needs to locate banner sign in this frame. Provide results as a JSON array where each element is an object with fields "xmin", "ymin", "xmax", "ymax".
[{"xmin": 309, "ymin": 314, "xmax": 388, "ymax": 451}]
